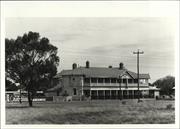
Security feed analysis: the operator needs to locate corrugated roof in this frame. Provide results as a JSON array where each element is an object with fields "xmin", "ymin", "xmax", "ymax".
[{"xmin": 55, "ymin": 67, "xmax": 150, "ymax": 79}]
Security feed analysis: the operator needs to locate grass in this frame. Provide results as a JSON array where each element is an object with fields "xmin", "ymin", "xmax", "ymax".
[{"xmin": 6, "ymin": 99, "xmax": 175, "ymax": 124}]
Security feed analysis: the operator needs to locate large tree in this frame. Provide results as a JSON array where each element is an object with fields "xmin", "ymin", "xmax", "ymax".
[
  {"xmin": 6, "ymin": 31, "xmax": 59, "ymax": 106},
  {"xmin": 153, "ymin": 75, "xmax": 175, "ymax": 95},
  {"xmin": 5, "ymin": 79, "xmax": 18, "ymax": 91}
]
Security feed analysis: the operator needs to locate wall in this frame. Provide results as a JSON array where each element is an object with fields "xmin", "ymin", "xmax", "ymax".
[
  {"xmin": 62, "ymin": 75, "xmax": 83, "ymax": 96},
  {"xmin": 44, "ymin": 92, "xmax": 57, "ymax": 97},
  {"xmin": 59, "ymin": 74, "xmax": 149, "ymax": 97},
  {"xmin": 154, "ymin": 91, "xmax": 160, "ymax": 98}
]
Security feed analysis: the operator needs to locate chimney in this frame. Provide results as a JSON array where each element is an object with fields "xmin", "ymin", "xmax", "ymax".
[
  {"xmin": 86, "ymin": 61, "xmax": 90, "ymax": 68},
  {"xmin": 108, "ymin": 65, "xmax": 112, "ymax": 68},
  {"xmin": 119, "ymin": 62, "xmax": 124, "ymax": 70},
  {"xmin": 72, "ymin": 63, "xmax": 77, "ymax": 69}
]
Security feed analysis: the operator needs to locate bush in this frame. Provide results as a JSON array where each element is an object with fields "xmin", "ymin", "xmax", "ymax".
[
  {"xmin": 166, "ymin": 104, "xmax": 172, "ymax": 110},
  {"xmin": 122, "ymin": 101, "xmax": 126, "ymax": 105},
  {"xmin": 46, "ymin": 97, "xmax": 53, "ymax": 101}
]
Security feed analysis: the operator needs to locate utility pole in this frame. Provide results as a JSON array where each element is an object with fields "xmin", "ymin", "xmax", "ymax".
[
  {"xmin": 119, "ymin": 76, "xmax": 122, "ymax": 100},
  {"xmin": 133, "ymin": 49, "xmax": 144, "ymax": 103},
  {"xmin": 81, "ymin": 75, "xmax": 84, "ymax": 101}
]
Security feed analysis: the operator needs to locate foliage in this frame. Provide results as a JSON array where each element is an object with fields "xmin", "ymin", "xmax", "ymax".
[
  {"xmin": 153, "ymin": 76, "xmax": 175, "ymax": 95},
  {"xmin": 166, "ymin": 104, "xmax": 173, "ymax": 110},
  {"xmin": 5, "ymin": 31, "xmax": 59, "ymax": 106},
  {"xmin": 5, "ymin": 79, "xmax": 18, "ymax": 91},
  {"xmin": 148, "ymin": 83, "xmax": 153, "ymax": 86},
  {"xmin": 122, "ymin": 101, "xmax": 126, "ymax": 105}
]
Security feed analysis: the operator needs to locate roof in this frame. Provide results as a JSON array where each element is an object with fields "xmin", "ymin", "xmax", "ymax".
[
  {"xmin": 47, "ymin": 83, "xmax": 62, "ymax": 92},
  {"xmin": 149, "ymin": 86, "xmax": 160, "ymax": 91},
  {"xmin": 55, "ymin": 67, "xmax": 150, "ymax": 79},
  {"xmin": 126, "ymin": 71, "xmax": 150, "ymax": 79}
]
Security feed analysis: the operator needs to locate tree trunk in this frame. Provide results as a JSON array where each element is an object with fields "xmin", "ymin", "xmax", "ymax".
[
  {"xmin": 29, "ymin": 99, "xmax": 33, "ymax": 107},
  {"xmin": 19, "ymin": 97, "xmax": 22, "ymax": 104},
  {"xmin": 19, "ymin": 88, "xmax": 22, "ymax": 104},
  {"xmin": 28, "ymin": 91, "xmax": 33, "ymax": 107}
]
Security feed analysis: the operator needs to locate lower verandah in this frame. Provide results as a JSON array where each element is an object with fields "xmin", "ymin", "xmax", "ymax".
[{"xmin": 83, "ymin": 90, "xmax": 151, "ymax": 99}]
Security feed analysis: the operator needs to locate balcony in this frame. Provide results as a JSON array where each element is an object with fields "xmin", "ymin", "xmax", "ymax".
[{"xmin": 84, "ymin": 82, "xmax": 149, "ymax": 87}]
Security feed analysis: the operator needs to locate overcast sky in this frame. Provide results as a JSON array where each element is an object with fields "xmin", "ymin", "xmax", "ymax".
[{"xmin": 5, "ymin": 17, "xmax": 176, "ymax": 83}]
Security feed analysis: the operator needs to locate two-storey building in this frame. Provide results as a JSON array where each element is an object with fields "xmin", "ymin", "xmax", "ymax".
[{"xmin": 53, "ymin": 61, "xmax": 151, "ymax": 99}]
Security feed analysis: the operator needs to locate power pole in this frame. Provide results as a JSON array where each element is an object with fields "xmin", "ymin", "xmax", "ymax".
[
  {"xmin": 133, "ymin": 49, "xmax": 144, "ymax": 103},
  {"xmin": 119, "ymin": 75, "xmax": 122, "ymax": 100}
]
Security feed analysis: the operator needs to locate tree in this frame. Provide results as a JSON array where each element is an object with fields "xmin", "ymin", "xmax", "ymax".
[
  {"xmin": 6, "ymin": 31, "xmax": 59, "ymax": 106},
  {"xmin": 5, "ymin": 79, "xmax": 18, "ymax": 91},
  {"xmin": 153, "ymin": 75, "xmax": 175, "ymax": 95}
]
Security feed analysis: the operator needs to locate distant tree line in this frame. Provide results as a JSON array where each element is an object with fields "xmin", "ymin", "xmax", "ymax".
[{"xmin": 5, "ymin": 31, "xmax": 59, "ymax": 106}]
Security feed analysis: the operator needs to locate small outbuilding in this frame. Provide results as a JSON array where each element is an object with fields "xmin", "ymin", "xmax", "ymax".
[
  {"xmin": 45, "ymin": 84, "xmax": 62, "ymax": 97},
  {"xmin": 149, "ymin": 86, "xmax": 160, "ymax": 98}
]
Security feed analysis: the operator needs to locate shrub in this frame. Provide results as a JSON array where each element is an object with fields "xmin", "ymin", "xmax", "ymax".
[
  {"xmin": 122, "ymin": 101, "xmax": 126, "ymax": 105},
  {"xmin": 46, "ymin": 97, "xmax": 53, "ymax": 101},
  {"xmin": 138, "ymin": 100, "xmax": 143, "ymax": 103},
  {"xmin": 166, "ymin": 104, "xmax": 172, "ymax": 110}
]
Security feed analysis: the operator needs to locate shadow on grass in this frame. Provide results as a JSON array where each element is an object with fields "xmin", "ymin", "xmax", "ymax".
[
  {"xmin": 6, "ymin": 106, "xmax": 29, "ymax": 109},
  {"xmin": 6, "ymin": 105, "xmax": 46, "ymax": 109}
]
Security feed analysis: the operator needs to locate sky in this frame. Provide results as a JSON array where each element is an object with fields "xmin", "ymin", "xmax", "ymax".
[{"xmin": 5, "ymin": 17, "xmax": 176, "ymax": 83}]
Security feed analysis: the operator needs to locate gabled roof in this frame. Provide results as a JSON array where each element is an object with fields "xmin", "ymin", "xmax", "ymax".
[
  {"xmin": 127, "ymin": 71, "xmax": 150, "ymax": 79},
  {"xmin": 54, "ymin": 67, "xmax": 150, "ymax": 79}
]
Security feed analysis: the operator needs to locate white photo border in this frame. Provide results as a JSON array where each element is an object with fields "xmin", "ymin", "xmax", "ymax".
[{"xmin": 1, "ymin": 1, "xmax": 179, "ymax": 129}]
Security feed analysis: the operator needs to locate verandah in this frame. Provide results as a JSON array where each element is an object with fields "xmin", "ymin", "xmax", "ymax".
[{"xmin": 83, "ymin": 90, "xmax": 144, "ymax": 100}]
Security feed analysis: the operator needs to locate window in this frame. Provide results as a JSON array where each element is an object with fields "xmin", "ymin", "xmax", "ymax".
[
  {"xmin": 91, "ymin": 78, "xmax": 97, "ymax": 83},
  {"xmin": 117, "ymin": 79, "xmax": 122, "ymax": 83},
  {"xmin": 111, "ymin": 78, "xmax": 117, "ymax": 83},
  {"xmin": 128, "ymin": 79, "xmax": 133, "ymax": 83},
  {"xmin": 84, "ymin": 78, "xmax": 90, "ymax": 83},
  {"xmin": 73, "ymin": 88, "xmax": 77, "ymax": 95},
  {"xmin": 105, "ymin": 78, "xmax": 110, "ymax": 83},
  {"xmin": 72, "ymin": 78, "xmax": 75, "ymax": 81},
  {"xmin": 134, "ymin": 79, "xmax": 138, "ymax": 83},
  {"xmin": 139, "ymin": 79, "xmax": 146, "ymax": 84},
  {"xmin": 123, "ymin": 79, "xmax": 127, "ymax": 83},
  {"xmin": 98, "ymin": 78, "xmax": 103, "ymax": 83}
]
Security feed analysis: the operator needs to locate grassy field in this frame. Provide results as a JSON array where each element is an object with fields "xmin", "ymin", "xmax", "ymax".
[{"xmin": 6, "ymin": 99, "xmax": 175, "ymax": 124}]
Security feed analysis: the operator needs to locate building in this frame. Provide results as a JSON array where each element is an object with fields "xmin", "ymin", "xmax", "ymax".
[
  {"xmin": 45, "ymin": 82, "xmax": 62, "ymax": 97},
  {"xmin": 5, "ymin": 90, "xmax": 46, "ymax": 102},
  {"xmin": 53, "ymin": 61, "xmax": 159, "ymax": 100},
  {"xmin": 149, "ymin": 86, "xmax": 160, "ymax": 98}
]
